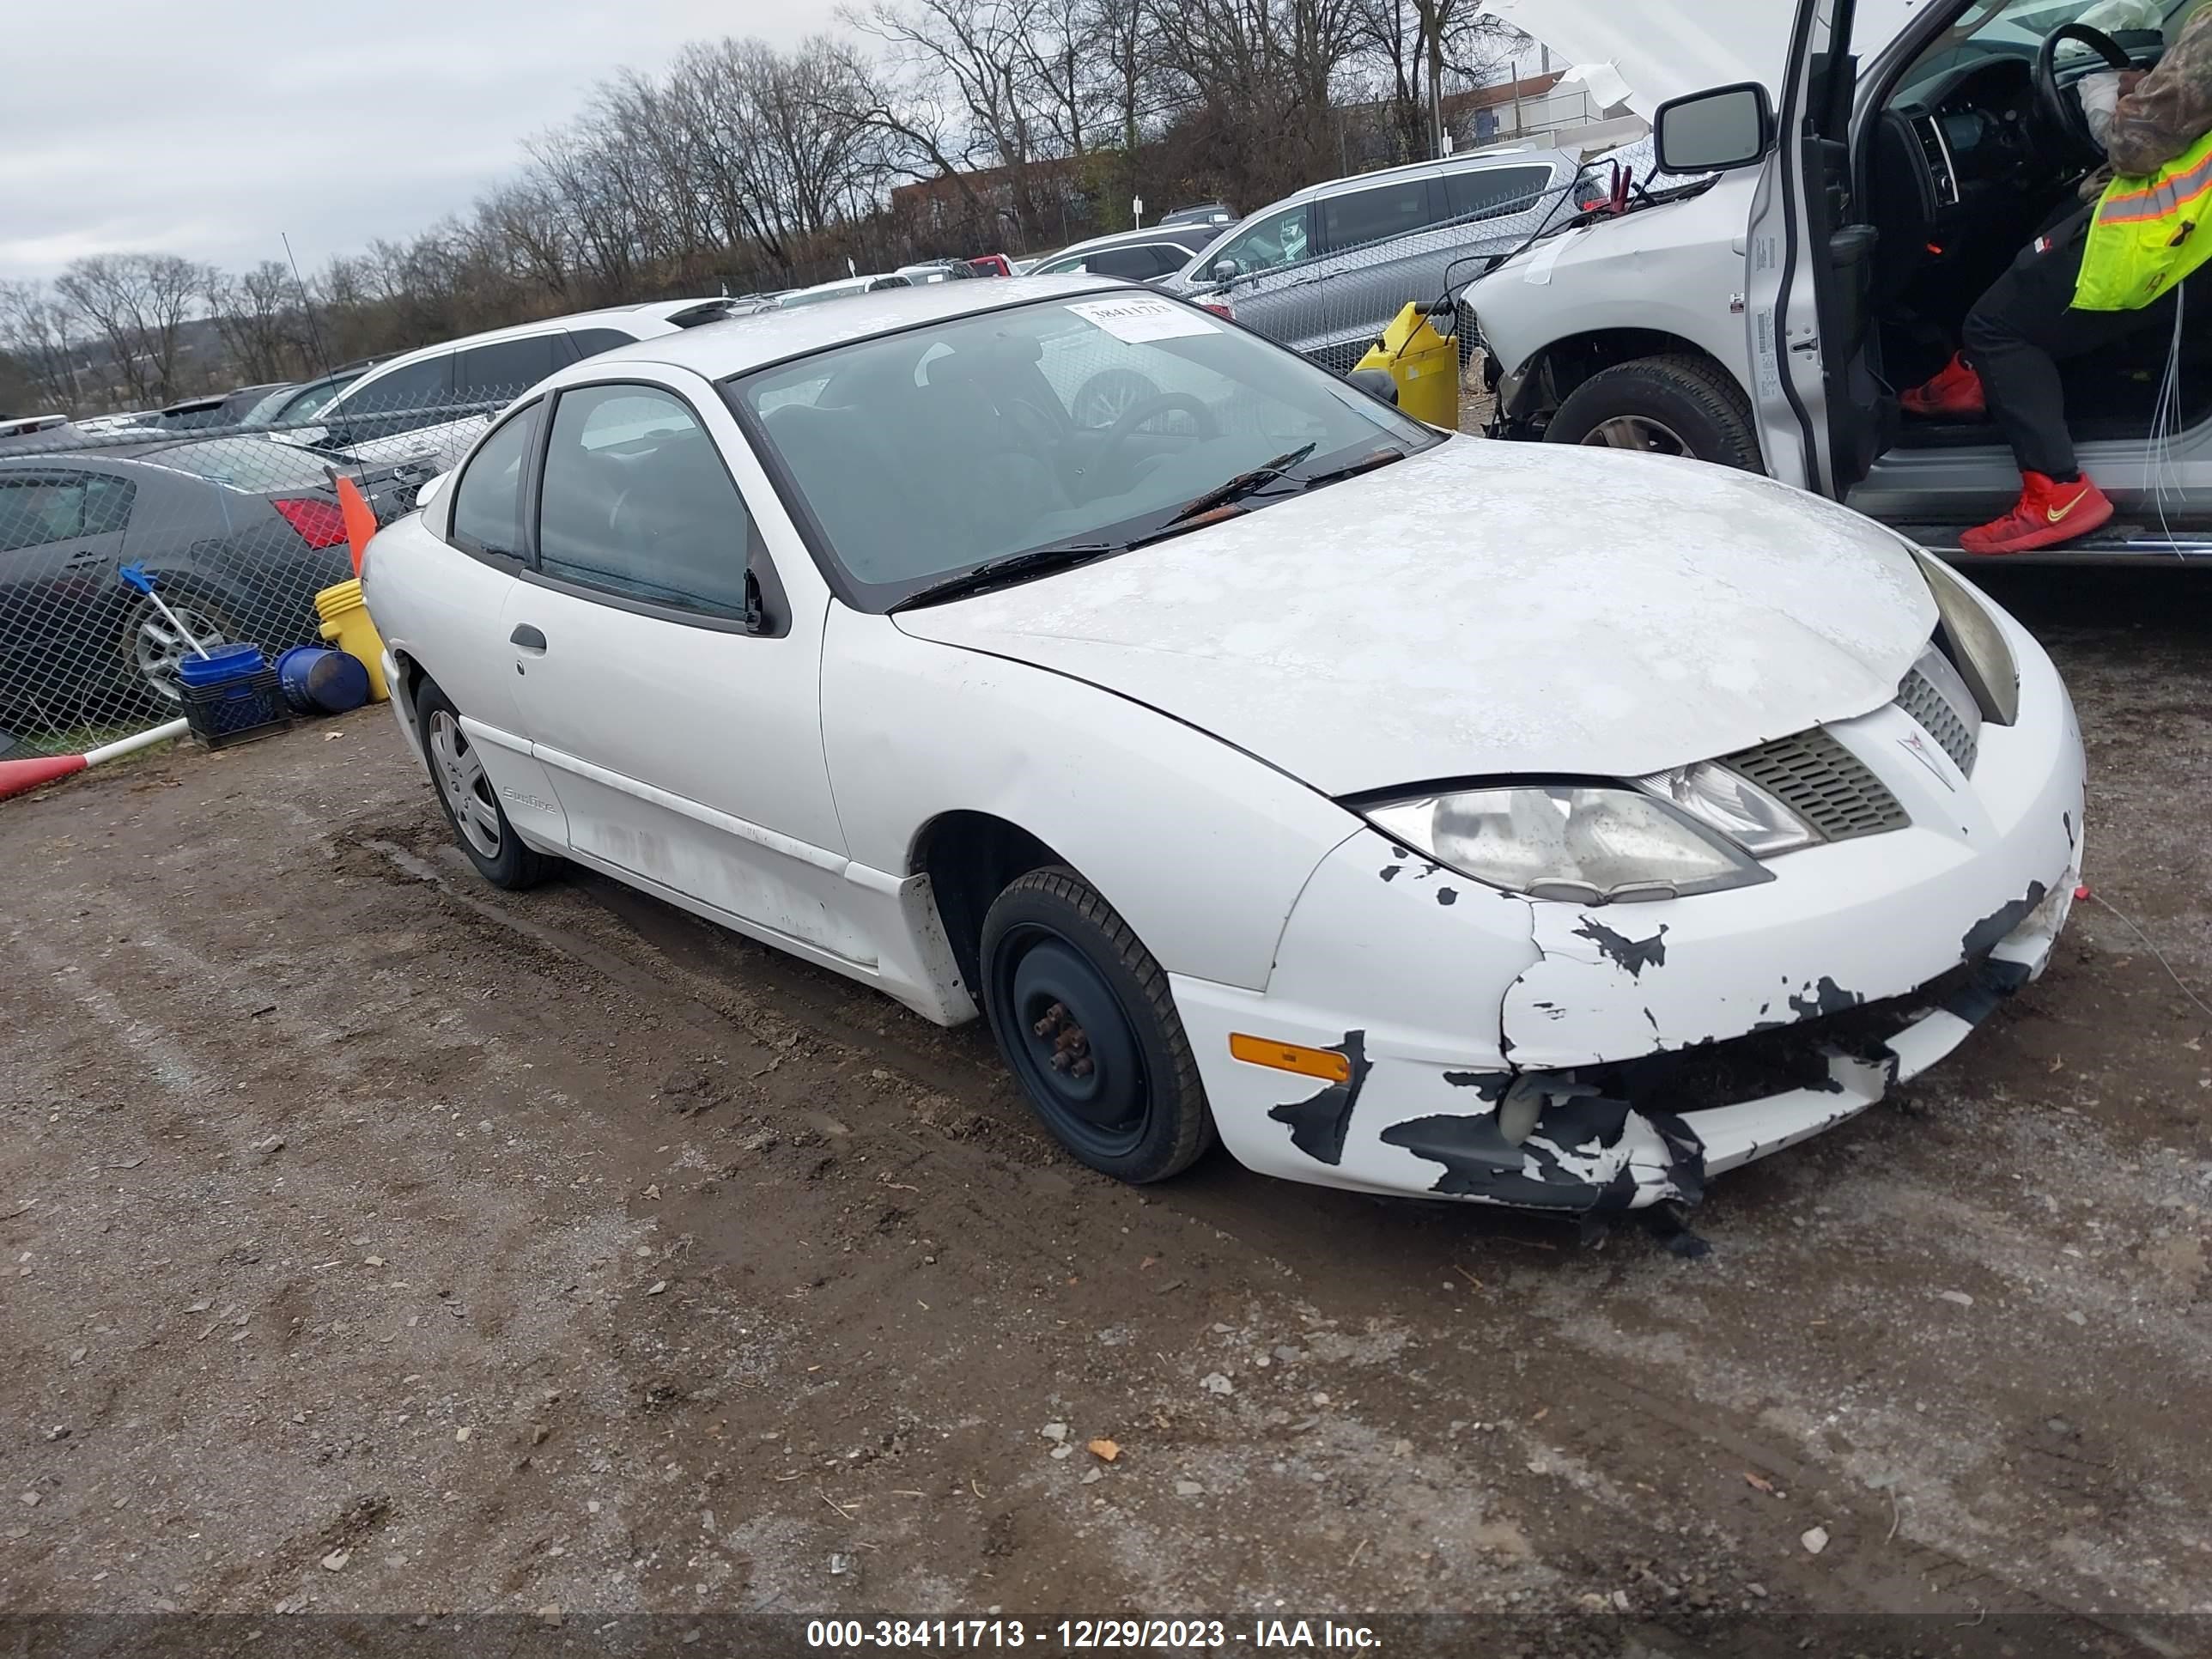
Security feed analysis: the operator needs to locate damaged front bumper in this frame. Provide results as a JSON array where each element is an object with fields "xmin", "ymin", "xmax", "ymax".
[{"xmin": 1171, "ymin": 616, "xmax": 2086, "ymax": 1215}]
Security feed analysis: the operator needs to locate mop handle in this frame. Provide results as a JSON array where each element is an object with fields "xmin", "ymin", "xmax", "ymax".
[{"xmin": 118, "ymin": 564, "xmax": 211, "ymax": 659}]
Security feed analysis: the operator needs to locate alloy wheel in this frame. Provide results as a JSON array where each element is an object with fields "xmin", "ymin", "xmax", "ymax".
[
  {"xmin": 428, "ymin": 709, "xmax": 502, "ymax": 859},
  {"xmin": 133, "ymin": 603, "xmax": 229, "ymax": 702},
  {"xmin": 1582, "ymin": 415, "xmax": 1690, "ymax": 456}
]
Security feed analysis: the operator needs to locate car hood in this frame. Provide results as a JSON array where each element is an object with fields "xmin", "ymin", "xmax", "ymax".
[
  {"xmin": 893, "ymin": 439, "xmax": 1937, "ymax": 799},
  {"xmin": 1478, "ymin": 0, "xmax": 1926, "ymax": 114}
]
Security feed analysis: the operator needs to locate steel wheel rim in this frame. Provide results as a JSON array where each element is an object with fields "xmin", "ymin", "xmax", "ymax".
[
  {"xmin": 428, "ymin": 709, "xmax": 502, "ymax": 859},
  {"xmin": 992, "ymin": 925, "xmax": 1149, "ymax": 1158},
  {"xmin": 133, "ymin": 604, "xmax": 228, "ymax": 702},
  {"xmin": 1583, "ymin": 415, "xmax": 1689, "ymax": 456}
]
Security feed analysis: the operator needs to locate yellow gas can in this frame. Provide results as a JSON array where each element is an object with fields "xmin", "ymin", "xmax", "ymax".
[
  {"xmin": 313, "ymin": 578, "xmax": 390, "ymax": 703},
  {"xmin": 1352, "ymin": 302, "xmax": 1461, "ymax": 428}
]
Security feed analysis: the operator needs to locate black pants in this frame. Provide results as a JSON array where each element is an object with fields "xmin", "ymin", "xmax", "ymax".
[{"xmin": 1962, "ymin": 203, "xmax": 2179, "ymax": 480}]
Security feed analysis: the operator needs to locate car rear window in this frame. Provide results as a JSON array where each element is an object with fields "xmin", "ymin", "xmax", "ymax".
[
  {"xmin": 1443, "ymin": 164, "xmax": 1555, "ymax": 222},
  {"xmin": 144, "ymin": 438, "xmax": 341, "ymax": 491}
]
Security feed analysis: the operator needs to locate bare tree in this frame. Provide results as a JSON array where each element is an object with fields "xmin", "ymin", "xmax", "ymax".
[
  {"xmin": 53, "ymin": 254, "xmax": 210, "ymax": 403},
  {"xmin": 0, "ymin": 280, "xmax": 82, "ymax": 409}
]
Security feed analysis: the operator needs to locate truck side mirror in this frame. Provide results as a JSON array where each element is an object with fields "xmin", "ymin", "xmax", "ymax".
[
  {"xmin": 1653, "ymin": 82, "xmax": 1775, "ymax": 174},
  {"xmin": 1211, "ymin": 258, "xmax": 1241, "ymax": 283}
]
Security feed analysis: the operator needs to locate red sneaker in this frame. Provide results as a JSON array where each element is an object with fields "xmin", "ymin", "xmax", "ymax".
[
  {"xmin": 1901, "ymin": 352, "xmax": 1986, "ymax": 420},
  {"xmin": 1959, "ymin": 472, "xmax": 2114, "ymax": 555}
]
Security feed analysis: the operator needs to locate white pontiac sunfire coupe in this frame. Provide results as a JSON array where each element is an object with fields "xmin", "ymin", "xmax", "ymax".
[{"xmin": 362, "ymin": 276, "xmax": 2085, "ymax": 1218}]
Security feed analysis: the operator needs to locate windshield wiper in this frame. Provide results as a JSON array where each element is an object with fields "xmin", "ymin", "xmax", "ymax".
[
  {"xmin": 1157, "ymin": 443, "xmax": 1317, "ymax": 529},
  {"xmin": 888, "ymin": 544, "xmax": 1120, "ymax": 612},
  {"xmin": 1297, "ymin": 447, "xmax": 1407, "ymax": 489}
]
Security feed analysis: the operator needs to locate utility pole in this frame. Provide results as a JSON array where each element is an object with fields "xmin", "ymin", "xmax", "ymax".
[{"xmin": 1426, "ymin": 2, "xmax": 1445, "ymax": 159}]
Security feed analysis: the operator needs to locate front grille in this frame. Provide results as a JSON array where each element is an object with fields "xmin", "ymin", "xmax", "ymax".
[
  {"xmin": 1724, "ymin": 728, "xmax": 1908, "ymax": 842},
  {"xmin": 1897, "ymin": 661, "xmax": 1979, "ymax": 775}
]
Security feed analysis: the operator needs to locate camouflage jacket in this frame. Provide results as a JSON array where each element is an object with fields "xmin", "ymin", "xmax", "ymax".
[{"xmin": 2106, "ymin": 3, "xmax": 2212, "ymax": 176}]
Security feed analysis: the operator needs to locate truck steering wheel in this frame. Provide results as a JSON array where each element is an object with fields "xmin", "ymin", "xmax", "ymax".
[{"xmin": 2034, "ymin": 23, "xmax": 2135, "ymax": 165}]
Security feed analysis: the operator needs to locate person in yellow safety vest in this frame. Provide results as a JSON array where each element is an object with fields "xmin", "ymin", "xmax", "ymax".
[{"xmin": 1902, "ymin": 3, "xmax": 2212, "ymax": 554}]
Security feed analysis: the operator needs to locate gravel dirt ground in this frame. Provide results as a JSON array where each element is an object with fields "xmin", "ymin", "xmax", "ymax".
[{"xmin": 0, "ymin": 566, "xmax": 2207, "ymax": 1655}]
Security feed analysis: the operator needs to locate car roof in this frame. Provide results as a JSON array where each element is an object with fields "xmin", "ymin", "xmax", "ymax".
[
  {"xmin": 0, "ymin": 429, "xmax": 299, "ymax": 468},
  {"xmin": 1274, "ymin": 144, "xmax": 1571, "ymax": 207},
  {"xmin": 568, "ymin": 275, "xmax": 1131, "ymax": 382},
  {"xmin": 345, "ymin": 299, "xmax": 727, "ymax": 388},
  {"xmin": 1044, "ymin": 225, "xmax": 1216, "ymax": 260}
]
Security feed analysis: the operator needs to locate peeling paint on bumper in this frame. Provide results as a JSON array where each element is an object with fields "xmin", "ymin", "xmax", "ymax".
[{"xmin": 1172, "ymin": 611, "xmax": 2085, "ymax": 1214}]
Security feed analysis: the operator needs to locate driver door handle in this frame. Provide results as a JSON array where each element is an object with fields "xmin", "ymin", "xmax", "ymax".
[{"xmin": 510, "ymin": 623, "xmax": 547, "ymax": 652}]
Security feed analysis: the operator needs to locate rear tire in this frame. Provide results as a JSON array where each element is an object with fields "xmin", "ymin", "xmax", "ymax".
[
  {"xmin": 980, "ymin": 866, "xmax": 1213, "ymax": 1183},
  {"xmin": 1546, "ymin": 354, "xmax": 1763, "ymax": 471},
  {"xmin": 415, "ymin": 678, "xmax": 557, "ymax": 890}
]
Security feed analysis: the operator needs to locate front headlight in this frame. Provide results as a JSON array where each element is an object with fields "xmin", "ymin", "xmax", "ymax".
[
  {"xmin": 1634, "ymin": 760, "xmax": 1820, "ymax": 857},
  {"xmin": 1914, "ymin": 550, "xmax": 2019, "ymax": 726},
  {"xmin": 1366, "ymin": 784, "xmax": 1775, "ymax": 906}
]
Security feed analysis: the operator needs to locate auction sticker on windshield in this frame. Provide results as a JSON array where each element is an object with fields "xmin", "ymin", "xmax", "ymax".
[{"xmin": 1069, "ymin": 295, "xmax": 1219, "ymax": 343}]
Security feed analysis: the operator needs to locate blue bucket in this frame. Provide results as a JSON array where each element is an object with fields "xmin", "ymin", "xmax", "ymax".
[
  {"xmin": 175, "ymin": 642, "xmax": 266, "ymax": 689},
  {"xmin": 274, "ymin": 646, "xmax": 371, "ymax": 715}
]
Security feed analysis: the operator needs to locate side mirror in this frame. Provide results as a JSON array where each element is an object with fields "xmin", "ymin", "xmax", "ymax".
[
  {"xmin": 1653, "ymin": 81, "xmax": 1775, "ymax": 174},
  {"xmin": 1346, "ymin": 368, "xmax": 1399, "ymax": 406},
  {"xmin": 1211, "ymin": 258, "xmax": 1241, "ymax": 283}
]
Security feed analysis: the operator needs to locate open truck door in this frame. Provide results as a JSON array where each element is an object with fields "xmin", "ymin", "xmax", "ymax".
[
  {"xmin": 1653, "ymin": 0, "xmax": 1881, "ymax": 495},
  {"xmin": 1742, "ymin": 0, "xmax": 1886, "ymax": 499}
]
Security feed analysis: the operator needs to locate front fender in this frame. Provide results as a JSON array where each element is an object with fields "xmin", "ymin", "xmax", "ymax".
[{"xmin": 820, "ymin": 609, "xmax": 1361, "ymax": 994}]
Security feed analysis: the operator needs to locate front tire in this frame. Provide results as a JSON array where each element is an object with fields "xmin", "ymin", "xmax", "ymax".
[
  {"xmin": 980, "ymin": 866, "xmax": 1213, "ymax": 1183},
  {"xmin": 1546, "ymin": 354, "xmax": 1763, "ymax": 471},
  {"xmin": 415, "ymin": 678, "xmax": 556, "ymax": 890}
]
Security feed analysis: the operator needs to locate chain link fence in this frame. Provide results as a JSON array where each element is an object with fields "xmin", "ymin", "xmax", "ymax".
[{"xmin": 0, "ymin": 382, "xmax": 506, "ymax": 761}]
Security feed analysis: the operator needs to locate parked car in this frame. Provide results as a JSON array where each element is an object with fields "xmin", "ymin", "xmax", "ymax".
[
  {"xmin": 237, "ymin": 360, "xmax": 385, "ymax": 429},
  {"xmin": 775, "ymin": 274, "xmax": 916, "ymax": 308},
  {"xmin": 1159, "ymin": 203, "xmax": 1237, "ymax": 229},
  {"xmin": 1027, "ymin": 224, "xmax": 1232, "ymax": 285},
  {"xmin": 0, "ymin": 415, "xmax": 70, "ymax": 448},
  {"xmin": 1467, "ymin": 0, "xmax": 2210, "ymax": 561},
  {"xmin": 362, "ymin": 276, "xmax": 2083, "ymax": 1215},
  {"xmin": 297, "ymin": 298, "xmax": 744, "ymax": 457},
  {"xmin": 131, "ymin": 384, "xmax": 294, "ymax": 433},
  {"xmin": 0, "ymin": 432, "xmax": 414, "ymax": 715},
  {"xmin": 894, "ymin": 260, "xmax": 980, "ymax": 284},
  {"xmin": 1164, "ymin": 146, "xmax": 1601, "ymax": 372}
]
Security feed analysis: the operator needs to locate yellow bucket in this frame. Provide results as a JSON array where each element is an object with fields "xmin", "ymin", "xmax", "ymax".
[
  {"xmin": 1352, "ymin": 303, "xmax": 1461, "ymax": 429},
  {"xmin": 314, "ymin": 578, "xmax": 390, "ymax": 703}
]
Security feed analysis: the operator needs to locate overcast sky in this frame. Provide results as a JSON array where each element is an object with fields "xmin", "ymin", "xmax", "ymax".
[{"xmin": 0, "ymin": 0, "xmax": 837, "ymax": 285}]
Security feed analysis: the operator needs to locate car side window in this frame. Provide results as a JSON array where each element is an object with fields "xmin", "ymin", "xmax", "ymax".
[
  {"xmin": 1086, "ymin": 244, "xmax": 1170, "ymax": 280},
  {"xmin": 343, "ymin": 355, "xmax": 452, "ymax": 422},
  {"xmin": 1215, "ymin": 204, "xmax": 1311, "ymax": 276},
  {"xmin": 83, "ymin": 474, "xmax": 134, "ymax": 534},
  {"xmin": 1443, "ymin": 165, "xmax": 1554, "ymax": 222},
  {"xmin": 536, "ymin": 384, "xmax": 755, "ymax": 621},
  {"xmin": 456, "ymin": 334, "xmax": 569, "ymax": 401},
  {"xmin": 568, "ymin": 327, "xmax": 635, "ymax": 360},
  {"xmin": 0, "ymin": 477, "xmax": 88, "ymax": 553},
  {"xmin": 448, "ymin": 399, "xmax": 544, "ymax": 559},
  {"xmin": 1320, "ymin": 179, "xmax": 1434, "ymax": 252}
]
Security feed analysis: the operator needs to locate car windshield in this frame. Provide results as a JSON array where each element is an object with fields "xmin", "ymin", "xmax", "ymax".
[
  {"xmin": 1899, "ymin": 0, "xmax": 2190, "ymax": 90},
  {"xmin": 143, "ymin": 437, "xmax": 341, "ymax": 491},
  {"xmin": 729, "ymin": 291, "xmax": 1438, "ymax": 609}
]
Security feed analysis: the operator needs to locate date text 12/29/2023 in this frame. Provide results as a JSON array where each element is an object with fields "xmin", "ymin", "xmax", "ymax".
[{"xmin": 805, "ymin": 1619, "xmax": 1382, "ymax": 1650}]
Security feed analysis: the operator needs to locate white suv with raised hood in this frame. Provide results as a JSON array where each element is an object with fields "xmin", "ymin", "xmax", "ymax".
[{"xmin": 1468, "ymin": 0, "xmax": 2212, "ymax": 562}]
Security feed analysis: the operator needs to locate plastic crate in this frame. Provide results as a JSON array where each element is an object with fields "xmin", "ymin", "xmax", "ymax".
[{"xmin": 180, "ymin": 667, "xmax": 293, "ymax": 750}]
